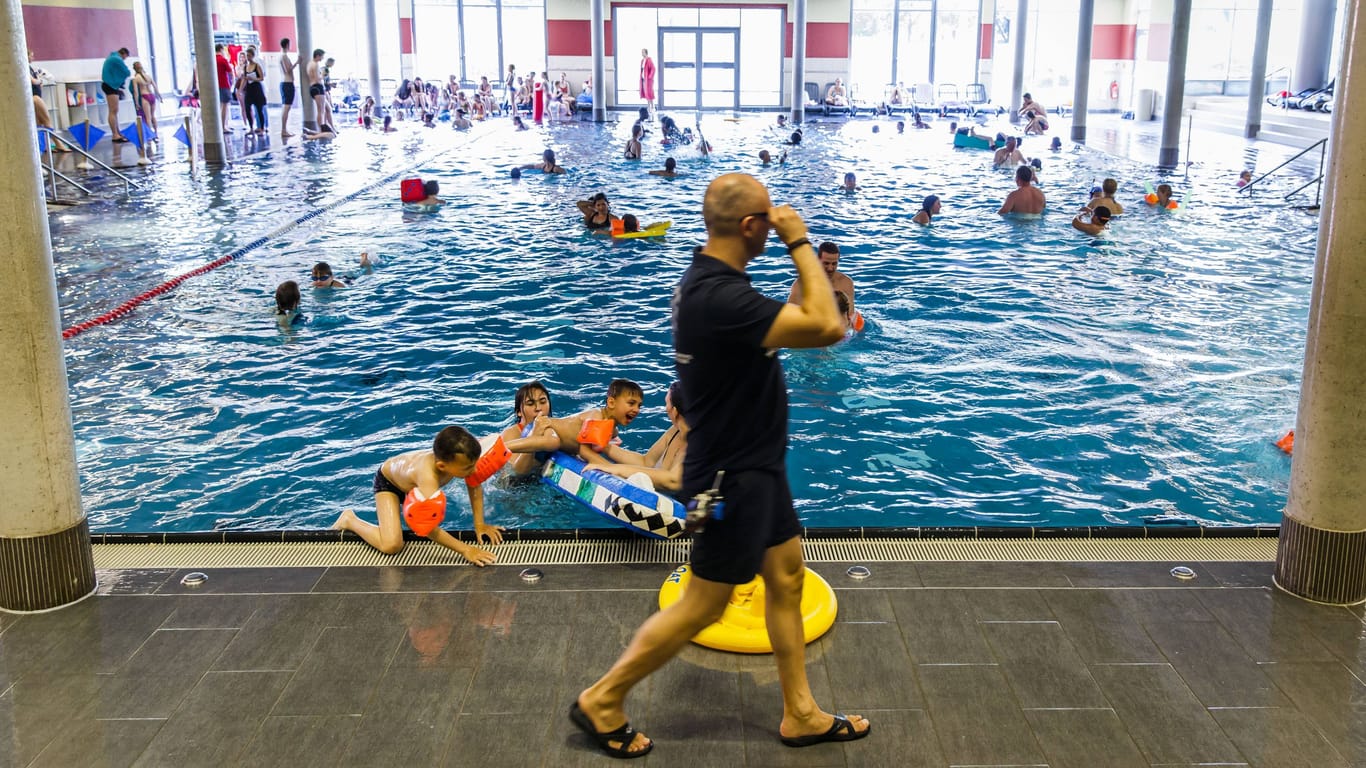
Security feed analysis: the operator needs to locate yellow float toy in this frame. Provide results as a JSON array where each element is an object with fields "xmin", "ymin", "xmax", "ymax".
[
  {"xmin": 613, "ymin": 221, "xmax": 672, "ymax": 239},
  {"xmin": 657, "ymin": 564, "xmax": 838, "ymax": 653}
]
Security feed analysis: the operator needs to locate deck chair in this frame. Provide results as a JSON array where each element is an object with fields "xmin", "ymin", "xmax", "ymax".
[
  {"xmin": 823, "ymin": 81, "xmax": 853, "ymax": 115},
  {"xmin": 938, "ymin": 83, "xmax": 969, "ymax": 114},
  {"xmin": 962, "ymin": 83, "xmax": 1003, "ymax": 116},
  {"xmin": 885, "ymin": 84, "xmax": 914, "ymax": 113},
  {"xmin": 804, "ymin": 82, "xmax": 820, "ymax": 106},
  {"xmin": 911, "ymin": 82, "xmax": 936, "ymax": 109}
]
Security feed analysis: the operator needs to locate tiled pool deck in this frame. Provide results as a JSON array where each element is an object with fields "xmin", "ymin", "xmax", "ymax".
[{"xmin": 2, "ymin": 558, "xmax": 1363, "ymax": 767}]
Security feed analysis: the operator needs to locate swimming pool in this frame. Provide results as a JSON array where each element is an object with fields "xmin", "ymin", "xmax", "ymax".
[{"xmin": 57, "ymin": 115, "xmax": 1318, "ymax": 533}]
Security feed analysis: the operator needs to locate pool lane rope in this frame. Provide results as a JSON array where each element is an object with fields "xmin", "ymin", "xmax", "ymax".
[{"xmin": 62, "ymin": 129, "xmax": 494, "ymax": 340}]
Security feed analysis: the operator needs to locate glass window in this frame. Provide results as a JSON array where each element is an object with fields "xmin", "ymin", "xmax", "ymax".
[
  {"xmin": 616, "ymin": 7, "xmax": 657, "ymax": 106},
  {"xmin": 935, "ymin": 0, "xmax": 980, "ymax": 87},
  {"xmin": 414, "ymin": 0, "xmax": 461, "ymax": 82},
  {"xmin": 740, "ymin": 8, "xmax": 782, "ymax": 106},
  {"xmin": 850, "ymin": 7, "xmax": 894, "ymax": 97},
  {"xmin": 502, "ymin": 3, "xmax": 546, "ymax": 84},
  {"xmin": 462, "ymin": 3, "xmax": 500, "ymax": 86},
  {"xmin": 897, "ymin": 9, "xmax": 931, "ymax": 88},
  {"xmin": 699, "ymin": 8, "xmax": 739, "ymax": 26}
]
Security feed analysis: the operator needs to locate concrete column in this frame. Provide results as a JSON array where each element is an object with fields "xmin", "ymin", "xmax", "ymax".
[
  {"xmin": 189, "ymin": 0, "xmax": 224, "ymax": 164},
  {"xmin": 1009, "ymin": 0, "xmax": 1027, "ymax": 124},
  {"xmin": 1157, "ymin": 0, "xmax": 1191, "ymax": 168},
  {"xmin": 364, "ymin": 0, "xmax": 381, "ymax": 108},
  {"xmin": 791, "ymin": 0, "xmax": 807, "ymax": 123},
  {"xmin": 929, "ymin": 0, "xmax": 939, "ymax": 85},
  {"xmin": 1275, "ymin": 0, "xmax": 1366, "ymax": 607},
  {"xmin": 1071, "ymin": 0, "xmax": 1094, "ymax": 143},
  {"xmin": 1292, "ymin": 0, "xmax": 1337, "ymax": 93},
  {"xmin": 294, "ymin": 0, "xmax": 316, "ymax": 131},
  {"xmin": 590, "ymin": 0, "xmax": 605, "ymax": 122},
  {"xmin": 0, "ymin": 0, "xmax": 95, "ymax": 611},
  {"xmin": 1244, "ymin": 0, "xmax": 1273, "ymax": 138}
]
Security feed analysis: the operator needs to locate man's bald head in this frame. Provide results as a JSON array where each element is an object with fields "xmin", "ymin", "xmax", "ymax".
[{"xmin": 703, "ymin": 173, "xmax": 770, "ymax": 236}]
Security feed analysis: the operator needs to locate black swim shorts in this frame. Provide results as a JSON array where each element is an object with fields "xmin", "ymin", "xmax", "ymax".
[
  {"xmin": 100, "ymin": 83, "xmax": 124, "ymax": 97},
  {"xmin": 688, "ymin": 465, "xmax": 802, "ymax": 585},
  {"xmin": 373, "ymin": 467, "xmax": 405, "ymax": 498},
  {"xmin": 309, "ymin": 83, "xmax": 325, "ymax": 98},
  {"xmin": 280, "ymin": 82, "xmax": 295, "ymax": 104}
]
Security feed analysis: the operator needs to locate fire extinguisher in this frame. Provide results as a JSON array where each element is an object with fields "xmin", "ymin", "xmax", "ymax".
[{"xmin": 1109, "ymin": 80, "xmax": 1120, "ymax": 100}]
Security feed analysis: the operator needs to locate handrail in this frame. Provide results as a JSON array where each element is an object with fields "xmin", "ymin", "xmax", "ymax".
[
  {"xmin": 38, "ymin": 127, "xmax": 142, "ymax": 196},
  {"xmin": 1238, "ymin": 137, "xmax": 1326, "ymax": 194}
]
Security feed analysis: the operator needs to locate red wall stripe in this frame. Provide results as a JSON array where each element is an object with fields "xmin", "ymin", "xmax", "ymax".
[
  {"xmin": 399, "ymin": 17, "xmax": 415, "ymax": 55},
  {"xmin": 252, "ymin": 16, "xmax": 298, "ymax": 52},
  {"xmin": 979, "ymin": 23, "xmax": 992, "ymax": 59},
  {"xmin": 547, "ymin": 19, "xmax": 613, "ymax": 57},
  {"xmin": 1092, "ymin": 23, "xmax": 1136, "ymax": 60},
  {"xmin": 784, "ymin": 22, "xmax": 850, "ymax": 58},
  {"xmin": 23, "ymin": 6, "xmax": 136, "ymax": 62}
]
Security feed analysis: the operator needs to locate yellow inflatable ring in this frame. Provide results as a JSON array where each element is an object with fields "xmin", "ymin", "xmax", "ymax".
[{"xmin": 657, "ymin": 565, "xmax": 838, "ymax": 653}]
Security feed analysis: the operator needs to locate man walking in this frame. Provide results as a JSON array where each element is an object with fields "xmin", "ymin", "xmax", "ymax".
[
  {"xmin": 279, "ymin": 38, "xmax": 296, "ymax": 137},
  {"xmin": 570, "ymin": 173, "xmax": 870, "ymax": 758}
]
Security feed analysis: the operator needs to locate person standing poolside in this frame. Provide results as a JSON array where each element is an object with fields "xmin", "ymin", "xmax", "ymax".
[
  {"xmin": 640, "ymin": 49, "xmax": 656, "ymax": 115},
  {"xmin": 570, "ymin": 173, "xmax": 869, "ymax": 759},
  {"xmin": 912, "ymin": 194, "xmax": 941, "ymax": 225},
  {"xmin": 130, "ymin": 61, "xmax": 159, "ymax": 136},
  {"xmin": 214, "ymin": 44, "xmax": 234, "ymax": 132},
  {"xmin": 279, "ymin": 38, "xmax": 296, "ymax": 137},
  {"xmin": 240, "ymin": 47, "xmax": 268, "ymax": 134},
  {"xmin": 101, "ymin": 48, "xmax": 131, "ymax": 142},
  {"xmin": 307, "ymin": 49, "xmax": 333, "ymax": 130},
  {"xmin": 999, "ymin": 164, "xmax": 1046, "ymax": 215}
]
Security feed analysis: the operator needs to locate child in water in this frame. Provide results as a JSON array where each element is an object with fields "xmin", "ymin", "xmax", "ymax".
[
  {"xmin": 274, "ymin": 280, "xmax": 303, "ymax": 327},
  {"xmin": 332, "ymin": 425, "xmax": 501, "ymax": 564},
  {"xmin": 504, "ymin": 379, "xmax": 644, "ymax": 463}
]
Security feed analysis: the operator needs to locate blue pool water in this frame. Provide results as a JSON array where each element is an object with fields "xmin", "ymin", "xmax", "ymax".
[{"xmin": 55, "ymin": 116, "xmax": 1317, "ymax": 532}]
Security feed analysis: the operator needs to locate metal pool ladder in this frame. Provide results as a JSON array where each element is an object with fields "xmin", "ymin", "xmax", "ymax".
[{"xmin": 38, "ymin": 127, "xmax": 142, "ymax": 202}]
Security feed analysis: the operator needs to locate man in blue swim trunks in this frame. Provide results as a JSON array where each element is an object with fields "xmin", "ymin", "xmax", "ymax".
[{"xmin": 571, "ymin": 173, "xmax": 870, "ymax": 758}]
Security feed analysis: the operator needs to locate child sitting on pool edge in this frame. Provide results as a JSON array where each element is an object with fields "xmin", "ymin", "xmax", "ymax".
[
  {"xmin": 332, "ymin": 425, "xmax": 502, "ymax": 565},
  {"xmin": 503, "ymin": 378, "xmax": 644, "ymax": 464}
]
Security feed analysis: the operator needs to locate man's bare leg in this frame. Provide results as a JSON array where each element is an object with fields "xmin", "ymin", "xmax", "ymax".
[
  {"xmin": 577, "ymin": 574, "xmax": 734, "ymax": 754},
  {"xmin": 763, "ymin": 536, "xmax": 870, "ymax": 740},
  {"xmin": 331, "ymin": 494, "xmax": 403, "ymax": 554}
]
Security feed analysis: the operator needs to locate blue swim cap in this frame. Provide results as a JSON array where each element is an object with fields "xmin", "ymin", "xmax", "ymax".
[
  {"xmin": 1090, "ymin": 185, "xmax": 1102, "ymax": 195},
  {"xmin": 511, "ymin": 168, "xmax": 522, "ymax": 179}
]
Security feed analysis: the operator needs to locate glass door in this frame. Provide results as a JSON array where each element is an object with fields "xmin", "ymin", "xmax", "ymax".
[{"xmin": 658, "ymin": 27, "xmax": 739, "ymax": 110}]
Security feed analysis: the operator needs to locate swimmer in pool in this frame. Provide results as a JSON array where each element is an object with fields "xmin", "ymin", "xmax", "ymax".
[
  {"xmin": 498, "ymin": 380, "xmax": 561, "ymax": 477},
  {"xmin": 521, "ymin": 378, "xmax": 643, "ymax": 463},
  {"xmin": 452, "ymin": 109, "xmax": 471, "ymax": 129},
  {"xmin": 586, "ymin": 381, "xmax": 689, "ymax": 493},
  {"xmin": 1050, "ymin": 136, "xmax": 1063, "ymax": 151},
  {"xmin": 648, "ymin": 157, "xmax": 680, "ymax": 177},
  {"xmin": 787, "ymin": 241, "xmax": 856, "ymax": 328},
  {"xmin": 1094, "ymin": 178, "xmax": 1124, "ymax": 214},
  {"xmin": 331, "ymin": 425, "xmax": 500, "ymax": 564},
  {"xmin": 1072, "ymin": 205, "xmax": 1112, "ymax": 236},
  {"xmin": 998, "ymin": 165, "xmax": 1046, "ymax": 215},
  {"xmin": 835, "ymin": 291, "xmax": 853, "ymax": 333},
  {"xmin": 911, "ymin": 194, "xmax": 941, "ymax": 225},
  {"xmin": 416, "ymin": 180, "xmax": 444, "ymax": 206},
  {"xmin": 620, "ymin": 214, "xmax": 640, "ymax": 233},
  {"xmin": 274, "ymin": 280, "xmax": 303, "ymax": 327},
  {"xmin": 303, "ymin": 123, "xmax": 337, "ymax": 140},
  {"xmin": 841, "ymin": 172, "xmax": 858, "ymax": 192},
  {"xmin": 758, "ymin": 149, "xmax": 786, "ymax": 166},
  {"xmin": 1152, "ymin": 183, "xmax": 1176, "ymax": 208},
  {"xmin": 1023, "ymin": 110, "xmax": 1049, "ymax": 135},
  {"xmin": 521, "ymin": 148, "xmax": 565, "ymax": 173},
  {"xmin": 1237, "ymin": 170, "xmax": 1253, "ymax": 187},
  {"xmin": 310, "ymin": 252, "xmax": 373, "ymax": 288},
  {"xmin": 992, "ymin": 136, "xmax": 1026, "ymax": 168},
  {"xmin": 514, "ymin": 115, "xmax": 529, "ymax": 131},
  {"xmin": 625, "ymin": 123, "xmax": 643, "ymax": 159},
  {"xmin": 576, "ymin": 192, "xmax": 616, "ymax": 231}
]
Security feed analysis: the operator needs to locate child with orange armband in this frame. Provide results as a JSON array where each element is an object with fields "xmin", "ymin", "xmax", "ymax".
[
  {"xmin": 332, "ymin": 425, "xmax": 504, "ymax": 565},
  {"xmin": 510, "ymin": 379, "xmax": 644, "ymax": 465}
]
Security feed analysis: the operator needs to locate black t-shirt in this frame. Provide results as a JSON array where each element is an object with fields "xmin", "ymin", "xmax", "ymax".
[{"xmin": 672, "ymin": 248, "xmax": 786, "ymax": 495}]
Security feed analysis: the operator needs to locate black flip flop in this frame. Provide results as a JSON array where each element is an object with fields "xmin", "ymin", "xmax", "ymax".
[
  {"xmin": 780, "ymin": 714, "xmax": 871, "ymax": 748},
  {"xmin": 568, "ymin": 701, "xmax": 653, "ymax": 759},
  {"xmin": 111, "ymin": 136, "xmax": 129, "ymax": 143}
]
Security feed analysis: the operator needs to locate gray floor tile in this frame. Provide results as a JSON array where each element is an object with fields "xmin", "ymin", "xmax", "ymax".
[
  {"xmin": 839, "ymin": 708, "xmax": 943, "ymax": 768},
  {"xmin": 236, "ymin": 715, "xmax": 361, "ymax": 768},
  {"xmin": 965, "ymin": 587, "xmax": 1056, "ymax": 621},
  {"xmin": 121, "ymin": 628, "xmax": 238, "ymax": 677},
  {"xmin": 327, "ymin": 591, "xmax": 425, "ymax": 628},
  {"xmin": 81, "ymin": 672, "xmax": 202, "ymax": 719},
  {"xmin": 1300, "ymin": 613, "xmax": 1366, "ymax": 679},
  {"xmin": 1061, "ymin": 561, "xmax": 1216, "ymax": 587},
  {"xmin": 310, "ymin": 563, "xmax": 481, "ymax": 593},
  {"xmin": 819, "ymin": 561, "xmax": 923, "ymax": 587},
  {"xmin": 1211, "ymin": 707, "xmax": 1350, "ymax": 768},
  {"xmin": 0, "ymin": 672, "xmax": 108, "ymax": 766},
  {"xmin": 464, "ymin": 616, "xmax": 572, "ymax": 714},
  {"xmin": 738, "ymin": 656, "xmax": 835, "ymax": 734},
  {"xmin": 887, "ymin": 590, "xmax": 993, "ymax": 663},
  {"xmin": 1141, "ymin": 620, "xmax": 1290, "ymax": 708},
  {"xmin": 739, "ymin": 709, "xmax": 858, "ymax": 768},
  {"xmin": 209, "ymin": 594, "xmax": 341, "ymax": 671},
  {"xmin": 646, "ymin": 643, "xmax": 741, "ymax": 713},
  {"xmin": 1023, "ymin": 708, "xmax": 1148, "ymax": 768},
  {"xmin": 1043, "ymin": 590, "xmax": 1164, "ymax": 663},
  {"xmin": 27, "ymin": 717, "xmax": 166, "ymax": 768},
  {"xmin": 1202, "ymin": 562, "xmax": 1276, "ymax": 588},
  {"xmin": 388, "ymin": 593, "xmax": 492, "ymax": 669},
  {"xmin": 31, "ymin": 596, "xmax": 179, "ymax": 675},
  {"xmin": 831, "ymin": 588, "xmax": 897, "ymax": 622},
  {"xmin": 96, "ymin": 569, "xmax": 175, "ymax": 595},
  {"xmin": 548, "ymin": 705, "xmax": 693, "ymax": 767},
  {"xmin": 159, "ymin": 594, "xmax": 262, "ymax": 629},
  {"xmin": 1260, "ymin": 662, "xmax": 1366, "ymax": 762},
  {"xmin": 337, "ymin": 665, "xmax": 472, "ymax": 765},
  {"xmin": 981, "ymin": 621, "xmax": 1108, "ymax": 708},
  {"xmin": 1089, "ymin": 663, "xmax": 1244, "ymax": 764},
  {"xmin": 820, "ymin": 621, "xmax": 921, "ymax": 710},
  {"xmin": 559, "ymin": 590, "xmax": 658, "ymax": 695},
  {"xmin": 154, "ymin": 567, "xmax": 325, "ymax": 595},
  {"xmin": 917, "ymin": 561, "xmax": 1072, "ymax": 587},
  {"xmin": 1196, "ymin": 589, "xmax": 1340, "ymax": 663},
  {"xmin": 273, "ymin": 626, "xmax": 404, "ymax": 715},
  {"xmin": 132, "ymin": 670, "xmax": 292, "ymax": 768},
  {"xmin": 1113, "ymin": 588, "xmax": 1218, "ymax": 623},
  {"xmin": 916, "ymin": 664, "xmax": 1044, "ymax": 766},
  {"xmin": 444, "ymin": 711, "xmax": 553, "ymax": 768}
]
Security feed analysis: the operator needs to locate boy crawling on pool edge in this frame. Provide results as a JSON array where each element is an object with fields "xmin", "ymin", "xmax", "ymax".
[{"xmin": 333, "ymin": 425, "xmax": 502, "ymax": 565}]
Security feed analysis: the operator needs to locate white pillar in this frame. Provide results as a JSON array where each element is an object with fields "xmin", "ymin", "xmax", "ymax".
[
  {"xmin": 294, "ymin": 0, "xmax": 317, "ymax": 131},
  {"xmin": 189, "ymin": 0, "xmax": 224, "ymax": 164},
  {"xmin": 365, "ymin": 0, "xmax": 382, "ymax": 109},
  {"xmin": 1071, "ymin": 0, "xmax": 1093, "ymax": 143},
  {"xmin": 0, "ymin": 0, "xmax": 95, "ymax": 611},
  {"xmin": 1244, "ymin": 0, "xmax": 1273, "ymax": 138},
  {"xmin": 1292, "ymin": 0, "xmax": 1337, "ymax": 94},
  {"xmin": 1009, "ymin": 0, "xmax": 1027, "ymax": 124},
  {"xmin": 1157, "ymin": 0, "xmax": 1192, "ymax": 168},
  {"xmin": 1275, "ymin": 0, "xmax": 1366, "ymax": 607},
  {"xmin": 590, "ymin": 0, "xmax": 605, "ymax": 122},
  {"xmin": 791, "ymin": 0, "xmax": 808, "ymax": 124}
]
